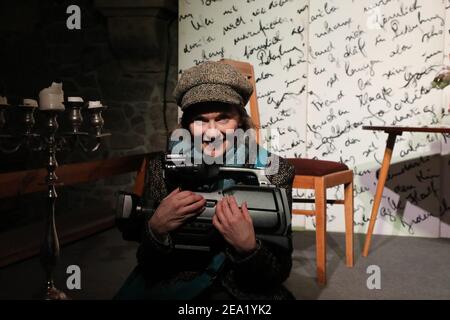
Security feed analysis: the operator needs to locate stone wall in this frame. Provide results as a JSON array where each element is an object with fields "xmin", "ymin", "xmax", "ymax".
[{"xmin": 0, "ymin": 0, "xmax": 179, "ymax": 232}]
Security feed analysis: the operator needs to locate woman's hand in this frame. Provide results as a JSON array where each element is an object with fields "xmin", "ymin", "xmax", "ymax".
[
  {"xmin": 149, "ymin": 187, "xmax": 206, "ymax": 239},
  {"xmin": 213, "ymin": 195, "xmax": 257, "ymax": 255}
]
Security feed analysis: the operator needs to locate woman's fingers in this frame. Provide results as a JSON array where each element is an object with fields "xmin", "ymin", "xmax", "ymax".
[
  {"xmin": 241, "ymin": 201, "xmax": 253, "ymax": 224},
  {"xmin": 215, "ymin": 200, "xmax": 229, "ymax": 227},
  {"xmin": 221, "ymin": 196, "xmax": 234, "ymax": 218},
  {"xmin": 227, "ymin": 196, "xmax": 241, "ymax": 215},
  {"xmin": 177, "ymin": 194, "xmax": 204, "ymax": 208},
  {"xmin": 165, "ymin": 189, "xmax": 195, "ymax": 204},
  {"xmin": 179, "ymin": 197, "xmax": 206, "ymax": 215},
  {"xmin": 175, "ymin": 190, "xmax": 196, "ymax": 201},
  {"xmin": 164, "ymin": 187, "xmax": 180, "ymax": 199}
]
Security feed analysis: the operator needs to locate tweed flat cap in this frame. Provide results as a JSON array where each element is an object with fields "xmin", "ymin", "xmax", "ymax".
[{"xmin": 174, "ymin": 61, "xmax": 253, "ymax": 111}]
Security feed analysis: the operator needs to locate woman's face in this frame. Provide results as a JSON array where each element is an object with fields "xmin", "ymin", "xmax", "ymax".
[{"xmin": 188, "ymin": 107, "xmax": 240, "ymax": 158}]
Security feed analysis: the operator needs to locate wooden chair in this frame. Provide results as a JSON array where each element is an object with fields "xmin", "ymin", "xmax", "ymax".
[
  {"xmin": 220, "ymin": 59, "xmax": 354, "ymax": 285},
  {"xmin": 287, "ymin": 159, "xmax": 354, "ymax": 285}
]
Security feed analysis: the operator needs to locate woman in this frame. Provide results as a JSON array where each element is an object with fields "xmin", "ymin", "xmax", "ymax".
[{"xmin": 115, "ymin": 61, "xmax": 295, "ymax": 300}]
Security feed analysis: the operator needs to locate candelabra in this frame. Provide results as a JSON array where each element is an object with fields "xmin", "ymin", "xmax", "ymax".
[{"xmin": 0, "ymin": 101, "xmax": 110, "ymax": 300}]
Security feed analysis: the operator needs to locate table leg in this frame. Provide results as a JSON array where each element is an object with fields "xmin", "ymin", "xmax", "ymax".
[{"xmin": 362, "ymin": 133, "xmax": 398, "ymax": 257}]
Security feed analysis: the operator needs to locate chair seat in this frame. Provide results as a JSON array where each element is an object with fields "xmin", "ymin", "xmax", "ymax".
[{"xmin": 287, "ymin": 158, "xmax": 349, "ymax": 176}]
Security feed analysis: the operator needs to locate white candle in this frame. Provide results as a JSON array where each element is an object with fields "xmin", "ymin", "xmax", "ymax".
[
  {"xmin": 23, "ymin": 99, "xmax": 38, "ymax": 107},
  {"xmin": 68, "ymin": 96, "xmax": 84, "ymax": 103},
  {"xmin": 88, "ymin": 101, "xmax": 103, "ymax": 108},
  {"xmin": 0, "ymin": 96, "xmax": 7, "ymax": 105},
  {"xmin": 39, "ymin": 82, "xmax": 65, "ymax": 111}
]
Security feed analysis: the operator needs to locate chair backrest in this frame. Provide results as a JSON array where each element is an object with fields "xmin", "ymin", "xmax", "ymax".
[{"xmin": 219, "ymin": 59, "xmax": 261, "ymax": 144}]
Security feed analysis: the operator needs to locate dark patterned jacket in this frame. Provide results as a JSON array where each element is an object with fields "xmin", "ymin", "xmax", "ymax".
[{"xmin": 119, "ymin": 151, "xmax": 295, "ymax": 300}]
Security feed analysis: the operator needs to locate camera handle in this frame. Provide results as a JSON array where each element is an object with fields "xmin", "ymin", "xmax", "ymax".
[{"xmin": 218, "ymin": 166, "xmax": 271, "ymax": 186}]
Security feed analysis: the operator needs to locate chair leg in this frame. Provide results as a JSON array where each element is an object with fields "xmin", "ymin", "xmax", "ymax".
[
  {"xmin": 344, "ymin": 180, "xmax": 354, "ymax": 267},
  {"xmin": 315, "ymin": 177, "xmax": 326, "ymax": 285}
]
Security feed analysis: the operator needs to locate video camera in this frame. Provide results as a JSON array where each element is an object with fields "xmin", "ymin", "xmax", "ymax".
[{"xmin": 116, "ymin": 154, "xmax": 291, "ymax": 251}]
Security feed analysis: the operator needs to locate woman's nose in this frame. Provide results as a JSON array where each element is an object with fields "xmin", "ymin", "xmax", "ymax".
[
  {"xmin": 204, "ymin": 126, "xmax": 222, "ymax": 140},
  {"xmin": 207, "ymin": 119, "xmax": 217, "ymax": 129}
]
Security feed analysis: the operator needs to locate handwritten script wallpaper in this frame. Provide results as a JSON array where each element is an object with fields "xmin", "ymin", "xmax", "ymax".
[{"xmin": 178, "ymin": 0, "xmax": 450, "ymax": 238}]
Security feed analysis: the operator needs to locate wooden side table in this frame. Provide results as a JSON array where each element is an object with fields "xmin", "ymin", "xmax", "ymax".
[{"xmin": 362, "ymin": 126, "xmax": 450, "ymax": 256}]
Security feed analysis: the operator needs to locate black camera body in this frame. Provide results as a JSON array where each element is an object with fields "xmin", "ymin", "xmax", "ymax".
[{"xmin": 116, "ymin": 154, "xmax": 291, "ymax": 251}]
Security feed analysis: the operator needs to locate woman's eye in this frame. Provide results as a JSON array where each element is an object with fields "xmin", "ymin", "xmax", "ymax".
[{"xmin": 217, "ymin": 118, "xmax": 229, "ymax": 124}]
